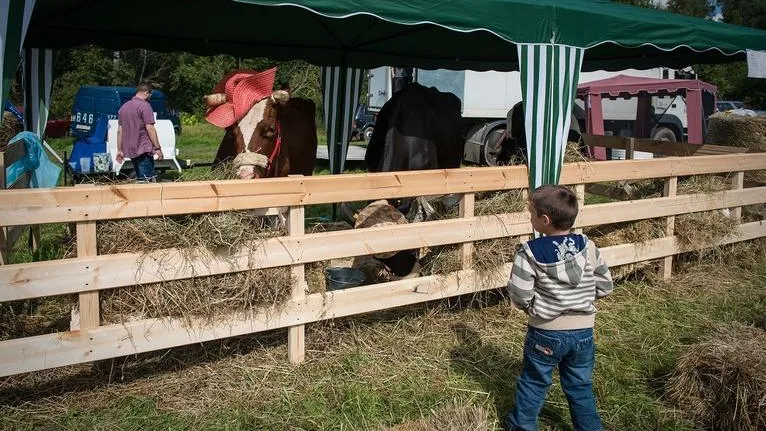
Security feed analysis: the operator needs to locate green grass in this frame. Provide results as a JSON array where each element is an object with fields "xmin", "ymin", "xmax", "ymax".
[{"xmin": 1, "ymin": 243, "xmax": 765, "ymax": 430}]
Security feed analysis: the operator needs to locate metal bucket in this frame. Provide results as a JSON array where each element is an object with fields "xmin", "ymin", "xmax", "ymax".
[{"xmin": 325, "ymin": 267, "xmax": 366, "ymax": 291}]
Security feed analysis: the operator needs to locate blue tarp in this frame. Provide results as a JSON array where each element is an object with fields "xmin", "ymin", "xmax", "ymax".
[{"xmin": 6, "ymin": 131, "xmax": 61, "ymax": 188}]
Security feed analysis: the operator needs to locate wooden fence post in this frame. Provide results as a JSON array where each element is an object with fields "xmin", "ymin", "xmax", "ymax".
[
  {"xmin": 574, "ymin": 184, "xmax": 585, "ymax": 234},
  {"xmin": 626, "ymin": 138, "xmax": 635, "ymax": 160},
  {"xmin": 659, "ymin": 176, "xmax": 678, "ymax": 280},
  {"xmin": 287, "ymin": 202, "xmax": 306, "ymax": 364},
  {"xmin": 71, "ymin": 184, "xmax": 100, "ymax": 330},
  {"xmin": 730, "ymin": 171, "xmax": 745, "ymax": 220},
  {"xmin": 459, "ymin": 193, "xmax": 475, "ymax": 269},
  {"xmin": 0, "ymin": 152, "xmax": 7, "ymax": 265}
]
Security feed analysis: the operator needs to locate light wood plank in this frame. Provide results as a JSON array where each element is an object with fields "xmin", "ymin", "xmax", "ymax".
[
  {"xmin": 2, "ymin": 220, "xmax": 763, "ymax": 378},
  {"xmin": 287, "ymin": 203, "xmax": 305, "ymax": 364},
  {"xmin": 730, "ymin": 172, "xmax": 745, "ymax": 220},
  {"xmin": 2, "ymin": 153, "xmax": 765, "ymax": 227},
  {"xmin": 659, "ymin": 177, "xmax": 678, "ymax": 280},
  {"xmin": 75, "ymin": 185, "xmax": 99, "ymax": 330},
  {"xmin": 574, "ymin": 184, "xmax": 585, "ymax": 234},
  {"xmin": 459, "ymin": 193, "xmax": 475, "ymax": 269},
  {"xmin": 2, "ymin": 186, "xmax": 765, "ymax": 301}
]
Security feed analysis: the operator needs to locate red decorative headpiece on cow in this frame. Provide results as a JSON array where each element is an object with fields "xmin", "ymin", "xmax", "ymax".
[{"xmin": 204, "ymin": 67, "xmax": 277, "ymax": 128}]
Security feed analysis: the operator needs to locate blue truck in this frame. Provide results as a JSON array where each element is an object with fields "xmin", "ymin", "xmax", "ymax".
[{"xmin": 70, "ymin": 86, "xmax": 181, "ymax": 137}]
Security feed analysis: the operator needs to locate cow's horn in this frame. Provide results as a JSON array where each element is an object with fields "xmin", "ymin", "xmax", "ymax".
[
  {"xmin": 271, "ymin": 90, "xmax": 290, "ymax": 104},
  {"xmin": 203, "ymin": 93, "xmax": 227, "ymax": 107}
]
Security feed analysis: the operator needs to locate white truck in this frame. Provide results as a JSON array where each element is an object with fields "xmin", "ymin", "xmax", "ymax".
[{"xmin": 367, "ymin": 66, "xmax": 694, "ymax": 165}]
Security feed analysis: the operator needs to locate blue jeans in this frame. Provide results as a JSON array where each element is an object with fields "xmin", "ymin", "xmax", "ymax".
[
  {"xmin": 132, "ymin": 153, "xmax": 156, "ymax": 182},
  {"xmin": 507, "ymin": 326, "xmax": 602, "ymax": 431}
]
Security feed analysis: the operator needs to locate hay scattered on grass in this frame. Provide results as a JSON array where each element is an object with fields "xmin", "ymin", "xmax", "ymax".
[
  {"xmin": 0, "ymin": 298, "xmax": 70, "ymax": 341},
  {"xmin": 386, "ymin": 405, "xmax": 491, "ymax": 431},
  {"xmin": 666, "ymin": 322, "xmax": 766, "ymax": 431},
  {"xmin": 100, "ymin": 267, "xmax": 292, "ymax": 325}
]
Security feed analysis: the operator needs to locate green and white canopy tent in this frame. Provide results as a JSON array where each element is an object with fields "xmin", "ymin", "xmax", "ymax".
[{"xmin": 4, "ymin": 0, "xmax": 766, "ymax": 186}]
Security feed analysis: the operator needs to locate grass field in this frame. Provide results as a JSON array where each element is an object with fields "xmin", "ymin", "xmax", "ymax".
[{"xmin": 4, "ymin": 126, "xmax": 764, "ymax": 430}]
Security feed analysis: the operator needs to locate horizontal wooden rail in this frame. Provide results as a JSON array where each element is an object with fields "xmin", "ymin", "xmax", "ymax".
[
  {"xmin": 582, "ymin": 134, "xmax": 756, "ymax": 157},
  {"xmin": 2, "ymin": 186, "xmax": 764, "ymax": 302},
  {"xmin": 1, "ymin": 220, "xmax": 762, "ymax": 378},
  {"xmin": 1, "ymin": 153, "xmax": 765, "ymax": 227}
]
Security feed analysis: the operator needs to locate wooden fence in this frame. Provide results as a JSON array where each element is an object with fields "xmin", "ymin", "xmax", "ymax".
[
  {"xmin": 0, "ymin": 144, "xmax": 764, "ymax": 378},
  {"xmin": 0, "ymin": 140, "xmax": 39, "ymax": 265}
]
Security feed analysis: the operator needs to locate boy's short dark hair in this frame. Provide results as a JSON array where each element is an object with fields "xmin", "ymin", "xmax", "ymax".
[
  {"xmin": 136, "ymin": 82, "xmax": 154, "ymax": 94},
  {"xmin": 529, "ymin": 185, "xmax": 578, "ymax": 230}
]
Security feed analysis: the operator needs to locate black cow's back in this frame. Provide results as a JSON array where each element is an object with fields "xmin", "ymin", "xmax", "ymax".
[{"xmin": 366, "ymin": 83, "xmax": 463, "ymax": 172}]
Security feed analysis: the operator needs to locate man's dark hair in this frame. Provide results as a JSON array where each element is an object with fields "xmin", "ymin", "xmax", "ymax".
[
  {"xmin": 529, "ymin": 185, "xmax": 578, "ymax": 230},
  {"xmin": 136, "ymin": 82, "xmax": 154, "ymax": 94}
]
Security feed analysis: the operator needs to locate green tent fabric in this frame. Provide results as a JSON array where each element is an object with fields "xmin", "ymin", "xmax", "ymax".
[
  {"xmin": 1, "ymin": 0, "xmax": 35, "ymax": 111},
  {"xmin": 24, "ymin": 0, "xmax": 766, "ymax": 71},
  {"xmin": 13, "ymin": 0, "xmax": 766, "ymax": 189},
  {"xmin": 519, "ymin": 44, "xmax": 583, "ymax": 188},
  {"xmin": 321, "ymin": 66, "xmax": 363, "ymax": 174}
]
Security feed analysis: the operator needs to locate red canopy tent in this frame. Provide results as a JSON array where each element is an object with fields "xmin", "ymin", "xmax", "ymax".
[{"xmin": 577, "ymin": 75, "xmax": 718, "ymax": 159}]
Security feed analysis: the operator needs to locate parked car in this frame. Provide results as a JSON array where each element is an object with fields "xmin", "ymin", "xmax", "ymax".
[
  {"xmin": 70, "ymin": 86, "xmax": 181, "ymax": 138},
  {"xmin": 716, "ymin": 100, "xmax": 745, "ymax": 112},
  {"xmin": 350, "ymin": 103, "xmax": 376, "ymax": 142}
]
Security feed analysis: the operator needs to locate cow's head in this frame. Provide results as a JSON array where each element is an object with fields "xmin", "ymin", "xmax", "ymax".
[{"xmin": 204, "ymin": 90, "xmax": 290, "ymax": 179}]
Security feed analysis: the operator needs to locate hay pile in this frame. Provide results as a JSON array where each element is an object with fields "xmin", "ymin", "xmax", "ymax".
[
  {"xmin": 88, "ymin": 211, "xmax": 292, "ymax": 324},
  {"xmin": 475, "ymin": 189, "xmax": 526, "ymax": 216},
  {"xmin": 0, "ymin": 111, "xmax": 22, "ymax": 149},
  {"xmin": 666, "ymin": 323, "xmax": 766, "ymax": 431}
]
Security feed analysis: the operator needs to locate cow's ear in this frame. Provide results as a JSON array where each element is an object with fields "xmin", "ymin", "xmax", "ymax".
[{"xmin": 271, "ymin": 90, "xmax": 290, "ymax": 104}]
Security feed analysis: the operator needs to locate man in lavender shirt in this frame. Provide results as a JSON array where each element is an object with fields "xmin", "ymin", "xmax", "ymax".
[{"xmin": 116, "ymin": 82, "xmax": 163, "ymax": 182}]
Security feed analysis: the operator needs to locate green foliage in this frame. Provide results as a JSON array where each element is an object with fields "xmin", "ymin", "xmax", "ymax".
[
  {"xmin": 667, "ymin": 0, "xmax": 711, "ymax": 17},
  {"xmin": 179, "ymin": 112, "xmax": 203, "ymax": 127}
]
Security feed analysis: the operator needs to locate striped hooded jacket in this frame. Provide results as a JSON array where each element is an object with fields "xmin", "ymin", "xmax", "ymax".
[{"xmin": 508, "ymin": 234, "xmax": 613, "ymax": 330}]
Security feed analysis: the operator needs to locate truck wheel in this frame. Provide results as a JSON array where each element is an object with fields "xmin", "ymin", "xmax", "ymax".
[
  {"xmin": 652, "ymin": 127, "xmax": 677, "ymax": 143},
  {"xmin": 482, "ymin": 129, "xmax": 506, "ymax": 166},
  {"xmin": 363, "ymin": 126, "xmax": 374, "ymax": 142}
]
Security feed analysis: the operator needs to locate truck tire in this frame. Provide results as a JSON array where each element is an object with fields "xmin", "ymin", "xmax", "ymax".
[
  {"xmin": 481, "ymin": 128, "xmax": 506, "ymax": 166},
  {"xmin": 363, "ymin": 126, "xmax": 374, "ymax": 143},
  {"xmin": 652, "ymin": 127, "xmax": 677, "ymax": 143}
]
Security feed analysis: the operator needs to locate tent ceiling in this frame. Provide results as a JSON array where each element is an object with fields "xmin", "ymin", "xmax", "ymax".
[{"xmin": 26, "ymin": 0, "xmax": 766, "ymax": 72}]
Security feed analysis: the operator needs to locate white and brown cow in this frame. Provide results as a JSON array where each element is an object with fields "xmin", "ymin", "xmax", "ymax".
[{"xmin": 204, "ymin": 86, "xmax": 318, "ymax": 179}]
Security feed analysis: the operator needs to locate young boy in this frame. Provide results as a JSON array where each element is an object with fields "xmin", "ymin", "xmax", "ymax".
[{"xmin": 506, "ymin": 185, "xmax": 613, "ymax": 431}]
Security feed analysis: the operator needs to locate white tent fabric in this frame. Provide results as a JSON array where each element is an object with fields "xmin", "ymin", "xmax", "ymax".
[
  {"xmin": 518, "ymin": 43, "xmax": 584, "ymax": 189},
  {"xmin": 321, "ymin": 66, "xmax": 363, "ymax": 174}
]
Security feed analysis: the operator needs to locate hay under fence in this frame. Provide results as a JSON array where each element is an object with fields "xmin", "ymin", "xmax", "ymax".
[
  {"xmin": 77, "ymin": 210, "xmax": 295, "ymax": 325},
  {"xmin": 666, "ymin": 322, "xmax": 766, "ymax": 431}
]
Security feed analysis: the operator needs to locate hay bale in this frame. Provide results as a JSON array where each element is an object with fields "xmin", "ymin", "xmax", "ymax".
[
  {"xmin": 0, "ymin": 112, "xmax": 23, "ymax": 149},
  {"xmin": 666, "ymin": 323, "xmax": 766, "ymax": 431},
  {"xmin": 705, "ymin": 113, "xmax": 766, "ymax": 150}
]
